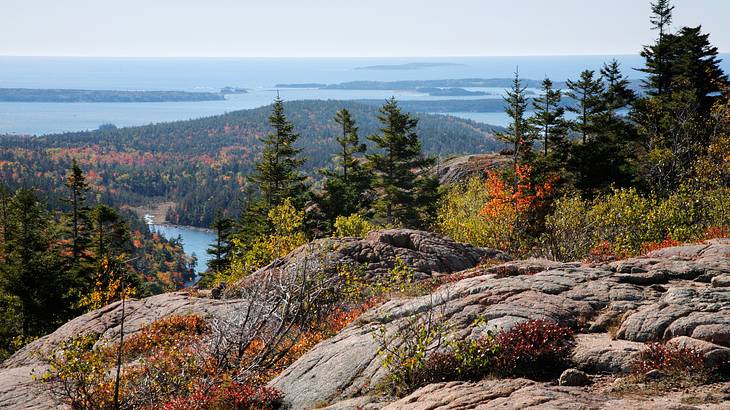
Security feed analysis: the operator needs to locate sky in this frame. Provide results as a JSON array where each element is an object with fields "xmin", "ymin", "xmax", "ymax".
[{"xmin": 1, "ymin": 0, "xmax": 728, "ymax": 58}]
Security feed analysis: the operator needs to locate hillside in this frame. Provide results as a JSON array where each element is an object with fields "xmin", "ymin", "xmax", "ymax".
[
  {"xmin": 0, "ymin": 100, "xmax": 503, "ymax": 227},
  {"xmin": 2, "ymin": 231, "xmax": 728, "ymax": 409}
]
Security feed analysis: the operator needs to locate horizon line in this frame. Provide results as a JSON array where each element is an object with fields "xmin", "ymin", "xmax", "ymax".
[{"xmin": 0, "ymin": 53, "xmax": 654, "ymax": 59}]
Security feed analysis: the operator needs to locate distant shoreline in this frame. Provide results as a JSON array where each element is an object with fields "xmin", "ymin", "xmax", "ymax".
[{"xmin": 0, "ymin": 88, "xmax": 233, "ymax": 103}]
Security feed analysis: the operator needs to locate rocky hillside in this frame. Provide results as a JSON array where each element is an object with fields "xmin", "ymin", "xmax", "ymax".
[{"xmin": 1, "ymin": 231, "xmax": 729, "ymax": 409}]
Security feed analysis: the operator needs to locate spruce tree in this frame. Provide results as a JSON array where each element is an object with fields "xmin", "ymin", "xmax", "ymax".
[
  {"xmin": 498, "ymin": 70, "xmax": 535, "ymax": 176},
  {"xmin": 641, "ymin": 0, "xmax": 675, "ymax": 96},
  {"xmin": 367, "ymin": 98, "xmax": 438, "ymax": 227},
  {"xmin": 319, "ymin": 109, "xmax": 372, "ymax": 222},
  {"xmin": 0, "ymin": 189, "xmax": 67, "ymax": 338},
  {"xmin": 206, "ymin": 216, "xmax": 233, "ymax": 275},
  {"xmin": 63, "ymin": 159, "xmax": 91, "ymax": 262},
  {"xmin": 530, "ymin": 78, "xmax": 566, "ymax": 156},
  {"xmin": 601, "ymin": 60, "xmax": 636, "ymax": 121},
  {"xmin": 252, "ymin": 97, "xmax": 308, "ymax": 210},
  {"xmin": 566, "ymin": 70, "xmax": 605, "ymax": 143}
]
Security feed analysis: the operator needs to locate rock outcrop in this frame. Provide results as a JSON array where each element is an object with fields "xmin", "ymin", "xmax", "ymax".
[
  {"xmin": 0, "ymin": 293, "xmax": 247, "ymax": 409},
  {"xmin": 3, "ymin": 236, "xmax": 730, "ymax": 409},
  {"xmin": 272, "ymin": 239, "xmax": 730, "ymax": 409},
  {"xmin": 0, "ymin": 229, "xmax": 498, "ymax": 409},
  {"xmin": 230, "ymin": 229, "xmax": 507, "ymax": 293},
  {"xmin": 436, "ymin": 153, "xmax": 510, "ymax": 185}
]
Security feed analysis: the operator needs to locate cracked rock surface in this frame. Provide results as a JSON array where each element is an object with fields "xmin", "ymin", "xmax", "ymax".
[
  {"xmin": 2, "ymin": 237, "xmax": 730, "ymax": 409},
  {"xmin": 272, "ymin": 239, "xmax": 730, "ymax": 409}
]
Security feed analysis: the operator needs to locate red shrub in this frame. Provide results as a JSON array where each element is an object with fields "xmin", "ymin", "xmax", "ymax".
[
  {"xmin": 159, "ymin": 383, "xmax": 283, "ymax": 410},
  {"xmin": 585, "ymin": 241, "xmax": 629, "ymax": 263},
  {"xmin": 493, "ymin": 319, "xmax": 574, "ymax": 376},
  {"xmin": 640, "ymin": 236, "xmax": 682, "ymax": 255},
  {"xmin": 705, "ymin": 226, "xmax": 730, "ymax": 240},
  {"xmin": 632, "ymin": 343, "xmax": 705, "ymax": 375}
]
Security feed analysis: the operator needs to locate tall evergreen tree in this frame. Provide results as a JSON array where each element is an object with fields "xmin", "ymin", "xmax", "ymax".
[
  {"xmin": 0, "ymin": 189, "xmax": 67, "ymax": 338},
  {"xmin": 367, "ymin": 98, "xmax": 438, "ymax": 227},
  {"xmin": 641, "ymin": 0, "xmax": 675, "ymax": 96},
  {"xmin": 90, "ymin": 205, "xmax": 131, "ymax": 304},
  {"xmin": 62, "ymin": 159, "xmax": 91, "ymax": 262},
  {"xmin": 252, "ymin": 97, "xmax": 308, "ymax": 209},
  {"xmin": 600, "ymin": 60, "xmax": 636, "ymax": 121},
  {"xmin": 319, "ymin": 109, "xmax": 372, "ymax": 222},
  {"xmin": 530, "ymin": 78, "xmax": 566, "ymax": 156},
  {"xmin": 206, "ymin": 215, "xmax": 234, "ymax": 275},
  {"xmin": 498, "ymin": 70, "xmax": 535, "ymax": 174},
  {"xmin": 566, "ymin": 70, "xmax": 605, "ymax": 143}
]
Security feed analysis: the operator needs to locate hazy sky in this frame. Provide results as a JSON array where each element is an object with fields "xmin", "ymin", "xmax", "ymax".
[{"xmin": 2, "ymin": 0, "xmax": 728, "ymax": 57}]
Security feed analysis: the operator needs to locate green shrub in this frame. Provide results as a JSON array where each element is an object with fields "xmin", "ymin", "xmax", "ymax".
[
  {"xmin": 333, "ymin": 214, "xmax": 375, "ymax": 238},
  {"xmin": 436, "ymin": 177, "xmax": 495, "ymax": 248},
  {"xmin": 541, "ymin": 195, "xmax": 594, "ymax": 261}
]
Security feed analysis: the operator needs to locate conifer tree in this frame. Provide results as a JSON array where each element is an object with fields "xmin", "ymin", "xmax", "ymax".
[
  {"xmin": 600, "ymin": 60, "xmax": 636, "ymax": 121},
  {"xmin": 498, "ymin": 70, "xmax": 535, "ymax": 174},
  {"xmin": 367, "ymin": 98, "xmax": 438, "ymax": 227},
  {"xmin": 0, "ymin": 189, "xmax": 67, "ymax": 338},
  {"xmin": 319, "ymin": 109, "xmax": 372, "ymax": 222},
  {"xmin": 641, "ymin": 0, "xmax": 675, "ymax": 96},
  {"xmin": 252, "ymin": 97, "xmax": 308, "ymax": 210},
  {"xmin": 206, "ymin": 215, "xmax": 233, "ymax": 275},
  {"xmin": 566, "ymin": 70, "xmax": 605, "ymax": 143},
  {"xmin": 88, "ymin": 205, "xmax": 131, "ymax": 307},
  {"xmin": 63, "ymin": 159, "xmax": 91, "ymax": 262},
  {"xmin": 530, "ymin": 78, "xmax": 566, "ymax": 156}
]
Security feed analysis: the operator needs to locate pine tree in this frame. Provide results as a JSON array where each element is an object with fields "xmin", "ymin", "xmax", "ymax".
[
  {"xmin": 641, "ymin": 0, "xmax": 675, "ymax": 96},
  {"xmin": 600, "ymin": 60, "xmax": 636, "ymax": 121},
  {"xmin": 319, "ymin": 109, "xmax": 372, "ymax": 222},
  {"xmin": 367, "ymin": 98, "xmax": 438, "ymax": 227},
  {"xmin": 252, "ymin": 97, "xmax": 308, "ymax": 210},
  {"xmin": 566, "ymin": 70, "xmax": 605, "ymax": 143},
  {"xmin": 88, "ymin": 205, "xmax": 131, "ymax": 308},
  {"xmin": 671, "ymin": 26, "xmax": 728, "ymax": 112},
  {"xmin": 530, "ymin": 78, "xmax": 566, "ymax": 156},
  {"xmin": 62, "ymin": 159, "xmax": 91, "ymax": 262},
  {"xmin": 206, "ymin": 216, "xmax": 233, "ymax": 275},
  {"xmin": 498, "ymin": 70, "xmax": 535, "ymax": 174},
  {"xmin": 0, "ymin": 189, "xmax": 67, "ymax": 338}
]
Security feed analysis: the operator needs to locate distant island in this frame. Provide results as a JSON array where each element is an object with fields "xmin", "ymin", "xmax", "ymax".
[
  {"xmin": 416, "ymin": 87, "xmax": 490, "ymax": 97},
  {"xmin": 276, "ymin": 78, "xmax": 642, "ymax": 92},
  {"xmin": 354, "ymin": 62, "xmax": 465, "ymax": 70},
  {"xmin": 220, "ymin": 86, "xmax": 248, "ymax": 94},
  {"xmin": 0, "ymin": 88, "xmax": 226, "ymax": 103},
  {"xmin": 277, "ymin": 78, "xmax": 556, "ymax": 91}
]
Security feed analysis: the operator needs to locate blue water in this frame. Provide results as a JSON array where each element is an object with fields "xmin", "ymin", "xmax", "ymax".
[
  {"xmin": 150, "ymin": 223, "xmax": 215, "ymax": 276},
  {"xmin": 3, "ymin": 55, "xmax": 724, "ymax": 135}
]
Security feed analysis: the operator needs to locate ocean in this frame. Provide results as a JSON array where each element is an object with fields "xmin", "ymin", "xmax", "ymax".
[{"xmin": 3, "ymin": 54, "xmax": 721, "ymax": 135}]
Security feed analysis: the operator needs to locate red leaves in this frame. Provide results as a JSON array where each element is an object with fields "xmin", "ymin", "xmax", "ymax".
[
  {"xmin": 493, "ymin": 319, "xmax": 574, "ymax": 376},
  {"xmin": 159, "ymin": 384, "xmax": 283, "ymax": 410},
  {"xmin": 632, "ymin": 343, "xmax": 705, "ymax": 375}
]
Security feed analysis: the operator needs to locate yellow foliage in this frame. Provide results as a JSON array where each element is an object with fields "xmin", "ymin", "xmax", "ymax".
[
  {"xmin": 224, "ymin": 199, "xmax": 307, "ymax": 283},
  {"xmin": 333, "ymin": 214, "xmax": 375, "ymax": 238}
]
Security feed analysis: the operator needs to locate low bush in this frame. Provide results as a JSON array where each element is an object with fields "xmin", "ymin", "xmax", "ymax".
[
  {"xmin": 377, "ymin": 318, "xmax": 575, "ymax": 397},
  {"xmin": 333, "ymin": 214, "xmax": 375, "ymax": 238},
  {"xmin": 632, "ymin": 342, "xmax": 706, "ymax": 375},
  {"xmin": 492, "ymin": 319, "xmax": 574, "ymax": 377}
]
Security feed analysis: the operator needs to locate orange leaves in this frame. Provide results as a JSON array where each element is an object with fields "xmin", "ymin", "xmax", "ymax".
[
  {"xmin": 477, "ymin": 165, "xmax": 557, "ymax": 253},
  {"xmin": 480, "ymin": 165, "xmax": 554, "ymax": 219}
]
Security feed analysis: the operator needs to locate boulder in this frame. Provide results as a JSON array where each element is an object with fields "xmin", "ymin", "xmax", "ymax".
[
  {"xmin": 666, "ymin": 336, "xmax": 730, "ymax": 368},
  {"xmin": 559, "ymin": 368, "xmax": 591, "ymax": 386},
  {"xmin": 571, "ymin": 333, "xmax": 646, "ymax": 374},
  {"xmin": 230, "ymin": 229, "xmax": 507, "ymax": 295},
  {"xmin": 712, "ymin": 274, "xmax": 730, "ymax": 288},
  {"xmin": 436, "ymin": 153, "xmax": 510, "ymax": 185}
]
